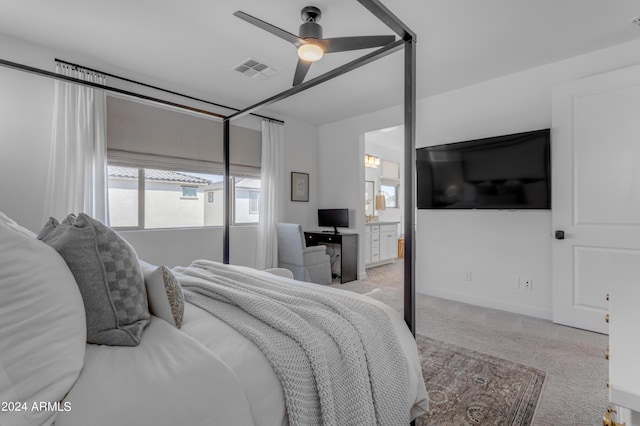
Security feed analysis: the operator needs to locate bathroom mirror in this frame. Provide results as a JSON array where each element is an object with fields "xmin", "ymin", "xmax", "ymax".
[{"xmin": 365, "ymin": 180, "xmax": 374, "ymax": 217}]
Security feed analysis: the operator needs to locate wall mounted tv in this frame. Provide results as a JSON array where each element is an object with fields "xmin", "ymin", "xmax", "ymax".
[
  {"xmin": 318, "ymin": 208, "xmax": 349, "ymax": 233},
  {"xmin": 416, "ymin": 129, "xmax": 551, "ymax": 209}
]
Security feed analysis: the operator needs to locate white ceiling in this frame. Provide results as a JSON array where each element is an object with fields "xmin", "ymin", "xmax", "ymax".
[{"xmin": 1, "ymin": 0, "xmax": 640, "ymax": 125}]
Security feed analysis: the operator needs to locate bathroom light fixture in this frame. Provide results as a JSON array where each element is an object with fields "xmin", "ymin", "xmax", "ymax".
[{"xmin": 364, "ymin": 154, "xmax": 380, "ymax": 168}]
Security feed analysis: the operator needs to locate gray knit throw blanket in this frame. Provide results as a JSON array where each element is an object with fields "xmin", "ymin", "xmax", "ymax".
[{"xmin": 175, "ymin": 260, "xmax": 410, "ymax": 426}]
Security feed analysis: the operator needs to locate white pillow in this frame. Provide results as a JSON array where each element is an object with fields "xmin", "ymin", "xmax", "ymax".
[
  {"xmin": 139, "ymin": 261, "xmax": 184, "ymax": 328},
  {"xmin": 0, "ymin": 223, "xmax": 86, "ymax": 426},
  {"xmin": 0, "ymin": 211, "xmax": 36, "ymax": 238}
]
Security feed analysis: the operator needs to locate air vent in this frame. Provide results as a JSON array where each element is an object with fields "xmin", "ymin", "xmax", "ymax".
[{"xmin": 232, "ymin": 58, "xmax": 278, "ymax": 81}]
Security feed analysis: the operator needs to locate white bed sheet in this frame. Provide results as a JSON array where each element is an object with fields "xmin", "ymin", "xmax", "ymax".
[
  {"xmin": 179, "ymin": 267, "xmax": 429, "ymax": 425},
  {"xmin": 55, "ymin": 317, "xmax": 255, "ymax": 426}
]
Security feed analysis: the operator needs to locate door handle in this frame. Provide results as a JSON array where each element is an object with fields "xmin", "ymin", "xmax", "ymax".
[{"xmin": 555, "ymin": 230, "xmax": 565, "ymax": 240}]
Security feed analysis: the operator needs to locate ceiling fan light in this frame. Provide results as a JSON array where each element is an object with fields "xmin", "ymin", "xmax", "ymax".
[{"xmin": 298, "ymin": 43, "xmax": 324, "ymax": 62}]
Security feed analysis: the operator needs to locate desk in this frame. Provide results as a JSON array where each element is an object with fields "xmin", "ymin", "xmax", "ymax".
[{"xmin": 304, "ymin": 232, "xmax": 358, "ymax": 284}]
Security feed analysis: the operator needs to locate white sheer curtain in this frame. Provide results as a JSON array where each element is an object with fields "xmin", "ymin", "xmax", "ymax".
[
  {"xmin": 256, "ymin": 120, "xmax": 284, "ymax": 269},
  {"xmin": 43, "ymin": 64, "xmax": 109, "ymax": 224}
]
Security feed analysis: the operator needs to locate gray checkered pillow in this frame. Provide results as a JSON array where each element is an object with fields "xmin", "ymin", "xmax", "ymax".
[{"xmin": 39, "ymin": 213, "xmax": 150, "ymax": 346}]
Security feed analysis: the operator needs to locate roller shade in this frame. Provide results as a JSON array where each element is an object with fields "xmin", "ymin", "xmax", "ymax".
[
  {"xmin": 106, "ymin": 96, "xmax": 261, "ymax": 176},
  {"xmin": 230, "ymin": 125, "xmax": 262, "ymax": 177},
  {"xmin": 381, "ymin": 160, "xmax": 400, "ymax": 181}
]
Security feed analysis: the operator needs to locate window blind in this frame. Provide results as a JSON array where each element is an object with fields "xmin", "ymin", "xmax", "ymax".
[
  {"xmin": 381, "ymin": 160, "xmax": 400, "ymax": 181},
  {"xmin": 106, "ymin": 96, "xmax": 261, "ymax": 177}
]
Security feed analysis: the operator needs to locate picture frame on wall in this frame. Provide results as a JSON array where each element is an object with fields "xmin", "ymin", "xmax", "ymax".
[{"xmin": 291, "ymin": 172, "xmax": 309, "ymax": 202}]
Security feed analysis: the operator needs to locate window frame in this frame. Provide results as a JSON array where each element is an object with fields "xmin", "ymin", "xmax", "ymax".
[
  {"xmin": 108, "ymin": 166, "xmax": 261, "ymax": 230},
  {"xmin": 248, "ymin": 190, "xmax": 260, "ymax": 215},
  {"xmin": 107, "ymin": 167, "xmax": 145, "ymax": 231},
  {"xmin": 231, "ymin": 177, "xmax": 261, "ymax": 226},
  {"xmin": 380, "ymin": 183, "xmax": 399, "ymax": 209},
  {"xmin": 180, "ymin": 185, "xmax": 199, "ymax": 200}
]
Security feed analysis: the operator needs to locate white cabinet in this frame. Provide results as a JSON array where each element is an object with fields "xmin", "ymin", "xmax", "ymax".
[
  {"xmin": 370, "ymin": 225, "xmax": 380, "ymax": 264},
  {"xmin": 379, "ymin": 224, "xmax": 398, "ymax": 261},
  {"xmin": 613, "ymin": 407, "xmax": 640, "ymax": 426},
  {"xmin": 602, "ymin": 252, "xmax": 640, "ymax": 425},
  {"xmin": 365, "ymin": 223, "xmax": 398, "ymax": 266},
  {"xmin": 364, "ymin": 226, "xmax": 371, "ymax": 265},
  {"xmin": 608, "ymin": 274, "xmax": 640, "ymax": 418}
]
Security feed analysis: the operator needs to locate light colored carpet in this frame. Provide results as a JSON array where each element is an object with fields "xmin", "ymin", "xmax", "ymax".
[{"xmin": 331, "ymin": 260, "xmax": 609, "ymax": 426}]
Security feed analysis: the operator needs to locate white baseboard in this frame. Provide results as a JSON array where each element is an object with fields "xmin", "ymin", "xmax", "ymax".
[
  {"xmin": 419, "ymin": 287, "xmax": 553, "ymax": 320},
  {"xmin": 357, "ymin": 271, "xmax": 367, "ymax": 281},
  {"xmin": 365, "ymin": 259, "xmax": 395, "ymax": 268}
]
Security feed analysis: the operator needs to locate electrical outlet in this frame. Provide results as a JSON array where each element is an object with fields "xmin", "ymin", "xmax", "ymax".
[
  {"xmin": 522, "ymin": 278, "xmax": 533, "ymax": 291},
  {"xmin": 463, "ymin": 271, "xmax": 472, "ymax": 281}
]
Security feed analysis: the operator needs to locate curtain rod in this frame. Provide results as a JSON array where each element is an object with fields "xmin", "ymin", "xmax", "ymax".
[
  {"xmin": 0, "ymin": 58, "xmax": 233, "ymax": 120},
  {"xmin": 55, "ymin": 58, "xmax": 284, "ymax": 125}
]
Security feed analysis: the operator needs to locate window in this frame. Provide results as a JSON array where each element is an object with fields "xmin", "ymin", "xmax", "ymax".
[
  {"xmin": 233, "ymin": 178, "xmax": 261, "ymax": 224},
  {"xmin": 106, "ymin": 96, "xmax": 263, "ymax": 230},
  {"xmin": 108, "ymin": 166, "xmax": 261, "ymax": 229},
  {"xmin": 108, "ymin": 166, "xmax": 222, "ymax": 229},
  {"xmin": 107, "ymin": 167, "xmax": 139, "ymax": 228},
  {"xmin": 181, "ymin": 186, "xmax": 198, "ymax": 199},
  {"xmin": 249, "ymin": 191, "xmax": 260, "ymax": 214},
  {"xmin": 381, "ymin": 184, "xmax": 398, "ymax": 208}
]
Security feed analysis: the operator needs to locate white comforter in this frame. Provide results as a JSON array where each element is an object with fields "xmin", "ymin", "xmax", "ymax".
[
  {"xmin": 55, "ymin": 265, "xmax": 428, "ymax": 426},
  {"xmin": 55, "ymin": 317, "xmax": 255, "ymax": 426},
  {"xmin": 178, "ymin": 265, "xmax": 429, "ymax": 425}
]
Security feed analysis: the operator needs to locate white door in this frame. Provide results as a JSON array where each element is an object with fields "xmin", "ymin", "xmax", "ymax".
[{"xmin": 552, "ymin": 64, "xmax": 640, "ymax": 334}]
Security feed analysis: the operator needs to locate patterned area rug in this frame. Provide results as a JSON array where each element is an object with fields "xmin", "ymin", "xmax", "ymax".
[{"xmin": 416, "ymin": 335, "xmax": 546, "ymax": 426}]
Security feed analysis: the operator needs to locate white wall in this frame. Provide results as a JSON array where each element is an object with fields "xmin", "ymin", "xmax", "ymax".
[
  {"xmin": 318, "ymin": 38, "xmax": 640, "ymax": 318},
  {"xmin": 0, "ymin": 33, "xmax": 318, "ymax": 269},
  {"xmin": 0, "ymin": 37, "xmax": 55, "ymax": 233},
  {"xmin": 281, "ymin": 117, "xmax": 319, "ymax": 230}
]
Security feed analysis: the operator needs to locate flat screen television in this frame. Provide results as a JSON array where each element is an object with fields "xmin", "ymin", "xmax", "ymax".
[
  {"xmin": 318, "ymin": 208, "xmax": 349, "ymax": 233},
  {"xmin": 416, "ymin": 129, "xmax": 551, "ymax": 209}
]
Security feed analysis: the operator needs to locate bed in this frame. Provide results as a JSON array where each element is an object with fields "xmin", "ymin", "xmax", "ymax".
[{"xmin": 0, "ymin": 212, "xmax": 428, "ymax": 426}]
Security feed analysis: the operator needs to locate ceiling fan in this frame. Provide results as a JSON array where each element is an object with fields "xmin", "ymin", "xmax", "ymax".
[{"xmin": 233, "ymin": 6, "xmax": 395, "ymax": 86}]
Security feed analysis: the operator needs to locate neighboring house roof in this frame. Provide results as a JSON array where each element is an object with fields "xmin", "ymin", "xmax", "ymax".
[{"xmin": 108, "ymin": 166, "xmax": 211, "ymax": 185}]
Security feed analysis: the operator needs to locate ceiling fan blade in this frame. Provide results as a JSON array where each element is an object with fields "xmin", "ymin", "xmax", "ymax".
[
  {"xmin": 234, "ymin": 11, "xmax": 303, "ymax": 47},
  {"xmin": 322, "ymin": 35, "xmax": 395, "ymax": 53},
  {"xmin": 293, "ymin": 60, "xmax": 312, "ymax": 86}
]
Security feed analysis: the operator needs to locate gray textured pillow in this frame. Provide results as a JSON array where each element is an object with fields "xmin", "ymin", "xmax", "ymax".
[
  {"xmin": 37, "ymin": 214, "xmax": 75, "ymax": 239},
  {"xmin": 39, "ymin": 213, "xmax": 150, "ymax": 346}
]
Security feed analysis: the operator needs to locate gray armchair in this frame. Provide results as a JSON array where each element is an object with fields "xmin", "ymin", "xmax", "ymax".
[{"xmin": 276, "ymin": 223, "xmax": 332, "ymax": 285}]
